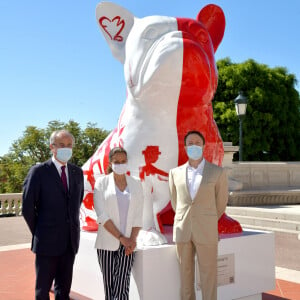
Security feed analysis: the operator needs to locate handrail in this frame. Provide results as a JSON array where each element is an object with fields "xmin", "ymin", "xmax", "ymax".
[{"xmin": 0, "ymin": 193, "xmax": 23, "ymax": 216}]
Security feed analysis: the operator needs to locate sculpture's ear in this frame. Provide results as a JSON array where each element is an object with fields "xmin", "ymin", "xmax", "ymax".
[
  {"xmin": 197, "ymin": 4, "xmax": 225, "ymax": 52},
  {"xmin": 96, "ymin": 2, "xmax": 135, "ymax": 63}
]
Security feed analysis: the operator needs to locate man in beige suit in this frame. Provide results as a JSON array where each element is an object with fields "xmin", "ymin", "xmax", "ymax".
[{"xmin": 169, "ymin": 130, "xmax": 228, "ymax": 300}]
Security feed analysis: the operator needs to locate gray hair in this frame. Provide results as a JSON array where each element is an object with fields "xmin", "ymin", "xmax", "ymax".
[{"xmin": 49, "ymin": 130, "xmax": 75, "ymax": 146}]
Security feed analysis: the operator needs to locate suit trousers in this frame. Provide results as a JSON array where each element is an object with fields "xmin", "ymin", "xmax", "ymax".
[
  {"xmin": 35, "ymin": 245, "xmax": 75, "ymax": 300},
  {"xmin": 176, "ymin": 241, "xmax": 218, "ymax": 300},
  {"xmin": 97, "ymin": 245, "xmax": 135, "ymax": 300}
]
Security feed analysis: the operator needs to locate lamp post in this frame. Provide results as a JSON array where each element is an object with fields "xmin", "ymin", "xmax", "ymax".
[{"xmin": 234, "ymin": 91, "xmax": 248, "ymax": 161}]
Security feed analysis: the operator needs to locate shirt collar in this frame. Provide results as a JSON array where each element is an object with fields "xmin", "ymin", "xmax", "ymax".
[
  {"xmin": 52, "ymin": 156, "xmax": 68, "ymax": 172},
  {"xmin": 188, "ymin": 158, "xmax": 205, "ymax": 171}
]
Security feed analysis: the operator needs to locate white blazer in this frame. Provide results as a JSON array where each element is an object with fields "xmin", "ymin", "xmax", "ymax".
[{"xmin": 94, "ymin": 173, "xmax": 144, "ymax": 251}]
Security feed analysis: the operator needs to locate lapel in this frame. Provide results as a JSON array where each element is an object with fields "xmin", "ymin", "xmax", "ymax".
[
  {"xmin": 67, "ymin": 163, "xmax": 82, "ymax": 195},
  {"xmin": 199, "ymin": 161, "xmax": 211, "ymax": 186},
  {"xmin": 179, "ymin": 162, "xmax": 192, "ymax": 201},
  {"xmin": 194, "ymin": 161, "xmax": 212, "ymax": 199},
  {"xmin": 107, "ymin": 173, "xmax": 117, "ymax": 197},
  {"xmin": 67, "ymin": 163, "xmax": 74, "ymax": 195},
  {"xmin": 46, "ymin": 159, "xmax": 66, "ymax": 193},
  {"xmin": 125, "ymin": 175, "xmax": 134, "ymax": 214}
]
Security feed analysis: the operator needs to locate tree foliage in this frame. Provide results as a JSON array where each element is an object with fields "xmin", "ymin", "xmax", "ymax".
[
  {"xmin": 0, "ymin": 120, "xmax": 109, "ymax": 193},
  {"xmin": 213, "ymin": 58, "xmax": 300, "ymax": 161},
  {"xmin": 1, "ymin": 59, "xmax": 299, "ymax": 191}
]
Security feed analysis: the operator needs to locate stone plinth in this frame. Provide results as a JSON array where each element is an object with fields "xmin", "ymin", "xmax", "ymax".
[{"xmin": 71, "ymin": 230, "xmax": 275, "ymax": 300}]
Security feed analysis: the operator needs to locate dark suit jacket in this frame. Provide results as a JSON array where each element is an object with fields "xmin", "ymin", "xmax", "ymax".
[{"xmin": 22, "ymin": 159, "xmax": 84, "ymax": 256}]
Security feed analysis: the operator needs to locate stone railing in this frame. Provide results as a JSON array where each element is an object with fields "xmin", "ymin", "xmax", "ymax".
[
  {"xmin": 228, "ymin": 162, "xmax": 300, "ymax": 190},
  {"xmin": 223, "ymin": 143, "xmax": 300, "ymax": 206},
  {"xmin": 0, "ymin": 193, "xmax": 22, "ymax": 216},
  {"xmin": 226, "ymin": 162, "xmax": 300, "ymax": 206}
]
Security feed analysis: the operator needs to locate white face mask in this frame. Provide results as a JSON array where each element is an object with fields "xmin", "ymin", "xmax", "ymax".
[
  {"xmin": 56, "ymin": 148, "xmax": 72, "ymax": 163},
  {"xmin": 186, "ymin": 145, "xmax": 203, "ymax": 160},
  {"xmin": 112, "ymin": 163, "xmax": 128, "ymax": 175}
]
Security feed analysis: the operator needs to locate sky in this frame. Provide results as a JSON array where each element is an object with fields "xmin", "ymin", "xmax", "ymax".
[{"xmin": 0, "ymin": 0, "xmax": 299, "ymax": 156}]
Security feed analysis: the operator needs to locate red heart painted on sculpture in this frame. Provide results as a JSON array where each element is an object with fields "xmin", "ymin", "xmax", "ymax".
[{"xmin": 99, "ymin": 16, "xmax": 125, "ymax": 42}]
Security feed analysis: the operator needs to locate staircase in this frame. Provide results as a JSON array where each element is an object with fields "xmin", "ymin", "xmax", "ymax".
[{"xmin": 226, "ymin": 205, "xmax": 300, "ymax": 236}]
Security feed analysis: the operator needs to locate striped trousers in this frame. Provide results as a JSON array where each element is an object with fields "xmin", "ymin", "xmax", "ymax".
[{"xmin": 97, "ymin": 245, "xmax": 135, "ymax": 300}]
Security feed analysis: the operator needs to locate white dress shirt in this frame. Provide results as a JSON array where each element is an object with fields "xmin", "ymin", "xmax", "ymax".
[{"xmin": 187, "ymin": 159, "xmax": 205, "ymax": 200}]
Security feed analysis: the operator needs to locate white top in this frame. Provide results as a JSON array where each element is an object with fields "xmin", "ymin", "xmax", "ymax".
[
  {"xmin": 115, "ymin": 186, "xmax": 130, "ymax": 235},
  {"xmin": 52, "ymin": 156, "xmax": 69, "ymax": 187},
  {"xmin": 187, "ymin": 159, "xmax": 205, "ymax": 200}
]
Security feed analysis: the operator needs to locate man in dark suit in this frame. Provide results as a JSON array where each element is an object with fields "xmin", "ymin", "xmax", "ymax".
[{"xmin": 22, "ymin": 129, "xmax": 84, "ymax": 300}]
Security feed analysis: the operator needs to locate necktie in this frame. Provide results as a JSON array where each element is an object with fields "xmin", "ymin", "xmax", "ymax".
[{"xmin": 61, "ymin": 165, "xmax": 68, "ymax": 192}]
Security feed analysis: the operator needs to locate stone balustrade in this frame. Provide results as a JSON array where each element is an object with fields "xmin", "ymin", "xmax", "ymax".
[
  {"xmin": 228, "ymin": 162, "xmax": 300, "ymax": 190},
  {"xmin": 0, "ymin": 193, "xmax": 22, "ymax": 216},
  {"xmin": 223, "ymin": 143, "xmax": 300, "ymax": 206},
  {"xmin": 226, "ymin": 162, "xmax": 300, "ymax": 206}
]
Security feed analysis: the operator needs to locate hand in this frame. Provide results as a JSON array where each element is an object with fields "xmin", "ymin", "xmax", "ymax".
[
  {"xmin": 119, "ymin": 236, "xmax": 131, "ymax": 248},
  {"xmin": 125, "ymin": 240, "xmax": 136, "ymax": 256},
  {"xmin": 120, "ymin": 236, "xmax": 136, "ymax": 255},
  {"xmin": 125, "ymin": 246, "xmax": 132, "ymax": 256}
]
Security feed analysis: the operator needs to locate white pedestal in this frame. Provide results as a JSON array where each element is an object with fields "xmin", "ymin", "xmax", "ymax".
[{"xmin": 71, "ymin": 230, "xmax": 275, "ymax": 300}]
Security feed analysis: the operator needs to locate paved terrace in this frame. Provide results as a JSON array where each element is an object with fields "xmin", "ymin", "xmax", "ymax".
[{"xmin": 0, "ymin": 212, "xmax": 300, "ymax": 300}]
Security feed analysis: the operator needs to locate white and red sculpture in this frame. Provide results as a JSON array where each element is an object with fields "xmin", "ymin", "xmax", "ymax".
[{"xmin": 81, "ymin": 2, "xmax": 242, "ymax": 237}]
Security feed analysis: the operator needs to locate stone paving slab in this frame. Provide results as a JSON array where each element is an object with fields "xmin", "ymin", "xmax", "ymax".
[
  {"xmin": 0, "ymin": 216, "xmax": 31, "ymax": 246},
  {"xmin": 1, "ymin": 209, "xmax": 300, "ymax": 285},
  {"xmin": 0, "ymin": 247, "xmax": 299, "ymax": 299}
]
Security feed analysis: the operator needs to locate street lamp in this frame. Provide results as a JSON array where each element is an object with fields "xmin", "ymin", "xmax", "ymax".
[{"xmin": 234, "ymin": 91, "xmax": 248, "ymax": 161}]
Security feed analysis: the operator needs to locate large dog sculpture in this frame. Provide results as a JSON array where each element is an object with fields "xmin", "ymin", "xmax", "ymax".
[{"xmin": 81, "ymin": 2, "xmax": 242, "ymax": 236}]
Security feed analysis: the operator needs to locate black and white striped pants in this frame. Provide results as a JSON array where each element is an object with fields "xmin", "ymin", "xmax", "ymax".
[{"xmin": 97, "ymin": 245, "xmax": 135, "ymax": 300}]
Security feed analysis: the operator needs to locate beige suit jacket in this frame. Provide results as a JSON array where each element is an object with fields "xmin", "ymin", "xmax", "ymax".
[{"xmin": 169, "ymin": 161, "xmax": 228, "ymax": 245}]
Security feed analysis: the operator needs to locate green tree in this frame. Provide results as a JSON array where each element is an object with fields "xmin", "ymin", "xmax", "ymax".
[
  {"xmin": 0, "ymin": 120, "xmax": 109, "ymax": 193},
  {"xmin": 10, "ymin": 126, "xmax": 50, "ymax": 164},
  {"xmin": 213, "ymin": 58, "xmax": 300, "ymax": 161},
  {"xmin": 78, "ymin": 122, "xmax": 110, "ymax": 166}
]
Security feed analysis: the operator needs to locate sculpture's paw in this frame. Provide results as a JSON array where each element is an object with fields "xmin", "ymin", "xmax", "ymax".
[
  {"xmin": 137, "ymin": 228, "xmax": 168, "ymax": 248},
  {"xmin": 81, "ymin": 216, "xmax": 98, "ymax": 232},
  {"xmin": 218, "ymin": 213, "xmax": 243, "ymax": 234}
]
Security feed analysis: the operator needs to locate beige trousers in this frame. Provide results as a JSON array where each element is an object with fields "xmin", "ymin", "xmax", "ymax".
[{"xmin": 176, "ymin": 241, "xmax": 218, "ymax": 300}]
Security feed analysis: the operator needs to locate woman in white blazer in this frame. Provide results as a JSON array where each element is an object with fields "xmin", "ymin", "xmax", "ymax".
[{"xmin": 94, "ymin": 147, "xmax": 144, "ymax": 300}]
